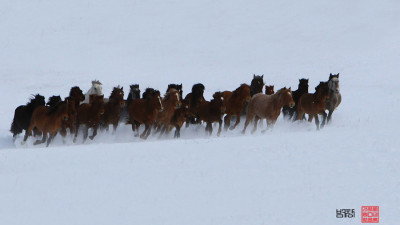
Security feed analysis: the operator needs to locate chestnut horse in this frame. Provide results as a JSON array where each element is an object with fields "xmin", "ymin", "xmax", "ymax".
[
  {"xmin": 60, "ymin": 86, "xmax": 85, "ymax": 137},
  {"xmin": 74, "ymin": 95, "xmax": 105, "ymax": 142},
  {"xmin": 154, "ymin": 88, "xmax": 182, "ymax": 136},
  {"xmin": 242, "ymin": 87, "xmax": 294, "ymax": 134},
  {"xmin": 10, "ymin": 94, "xmax": 45, "ymax": 141},
  {"xmin": 325, "ymin": 73, "xmax": 341, "ymax": 123},
  {"xmin": 296, "ymin": 81, "xmax": 329, "ymax": 130},
  {"xmin": 101, "ymin": 86, "xmax": 125, "ymax": 132},
  {"xmin": 129, "ymin": 88, "xmax": 163, "ymax": 139},
  {"xmin": 169, "ymin": 102, "xmax": 191, "ymax": 138},
  {"xmin": 196, "ymin": 92, "xmax": 226, "ymax": 136},
  {"xmin": 265, "ymin": 85, "xmax": 274, "ymax": 95},
  {"xmin": 282, "ymin": 78, "xmax": 309, "ymax": 120},
  {"xmin": 222, "ymin": 83, "xmax": 251, "ymax": 131},
  {"xmin": 22, "ymin": 100, "xmax": 69, "ymax": 147},
  {"xmin": 167, "ymin": 83, "xmax": 183, "ymax": 100}
]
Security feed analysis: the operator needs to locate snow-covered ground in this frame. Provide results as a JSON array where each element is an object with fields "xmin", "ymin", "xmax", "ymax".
[{"xmin": 1, "ymin": 0, "xmax": 399, "ymax": 224}]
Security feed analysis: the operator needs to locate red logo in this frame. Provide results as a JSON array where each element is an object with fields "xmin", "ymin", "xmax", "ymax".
[{"xmin": 361, "ymin": 206, "xmax": 379, "ymax": 223}]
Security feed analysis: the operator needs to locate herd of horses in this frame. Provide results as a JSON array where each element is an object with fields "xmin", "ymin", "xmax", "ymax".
[{"xmin": 10, "ymin": 73, "xmax": 341, "ymax": 147}]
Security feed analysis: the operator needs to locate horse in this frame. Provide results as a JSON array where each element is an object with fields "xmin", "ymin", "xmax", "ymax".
[
  {"xmin": 242, "ymin": 87, "xmax": 295, "ymax": 134},
  {"xmin": 282, "ymin": 78, "xmax": 308, "ymax": 120},
  {"xmin": 183, "ymin": 83, "xmax": 205, "ymax": 126},
  {"xmin": 265, "ymin": 85, "xmax": 274, "ymax": 95},
  {"xmin": 167, "ymin": 83, "xmax": 183, "ymax": 100},
  {"xmin": 21, "ymin": 100, "xmax": 69, "ymax": 147},
  {"xmin": 222, "ymin": 83, "xmax": 251, "ymax": 131},
  {"xmin": 46, "ymin": 95, "xmax": 62, "ymax": 107},
  {"xmin": 60, "ymin": 86, "xmax": 85, "ymax": 137},
  {"xmin": 83, "ymin": 80, "xmax": 103, "ymax": 104},
  {"xmin": 296, "ymin": 81, "xmax": 330, "ymax": 130},
  {"xmin": 128, "ymin": 88, "xmax": 163, "ymax": 139},
  {"xmin": 169, "ymin": 102, "xmax": 191, "ymax": 138},
  {"xmin": 196, "ymin": 92, "xmax": 226, "ymax": 136},
  {"xmin": 74, "ymin": 95, "xmax": 105, "ymax": 142},
  {"xmin": 10, "ymin": 94, "xmax": 45, "ymax": 141},
  {"xmin": 154, "ymin": 88, "xmax": 182, "ymax": 137},
  {"xmin": 120, "ymin": 84, "xmax": 140, "ymax": 123},
  {"xmin": 250, "ymin": 74, "xmax": 265, "ymax": 97},
  {"xmin": 101, "ymin": 86, "xmax": 125, "ymax": 132},
  {"xmin": 325, "ymin": 73, "xmax": 341, "ymax": 123}
]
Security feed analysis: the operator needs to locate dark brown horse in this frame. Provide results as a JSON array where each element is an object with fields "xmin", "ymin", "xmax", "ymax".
[
  {"xmin": 129, "ymin": 89, "xmax": 163, "ymax": 139},
  {"xmin": 296, "ymin": 81, "xmax": 330, "ymax": 130},
  {"xmin": 250, "ymin": 74, "xmax": 265, "ymax": 97},
  {"xmin": 196, "ymin": 92, "xmax": 226, "ymax": 136},
  {"xmin": 10, "ymin": 94, "xmax": 45, "ymax": 141},
  {"xmin": 154, "ymin": 88, "xmax": 182, "ymax": 136},
  {"xmin": 242, "ymin": 87, "xmax": 294, "ymax": 134},
  {"xmin": 222, "ymin": 83, "xmax": 251, "ymax": 131},
  {"xmin": 74, "ymin": 95, "xmax": 105, "ymax": 142},
  {"xmin": 265, "ymin": 85, "xmax": 275, "ymax": 95},
  {"xmin": 60, "ymin": 86, "xmax": 85, "ymax": 137},
  {"xmin": 282, "ymin": 78, "xmax": 308, "ymax": 120},
  {"xmin": 46, "ymin": 95, "xmax": 62, "ymax": 107},
  {"xmin": 183, "ymin": 83, "xmax": 205, "ymax": 127},
  {"xmin": 22, "ymin": 100, "xmax": 69, "ymax": 147},
  {"xmin": 101, "ymin": 86, "xmax": 125, "ymax": 132},
  {"xmin": 325, "ymin": 73, "xmax": 341, "ymax": 123},
  {"xmin": 120, "ymin": 84, "xmax": 140, "ymax": 123}
]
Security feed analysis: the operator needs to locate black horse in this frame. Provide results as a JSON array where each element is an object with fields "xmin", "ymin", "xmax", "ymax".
[
  {"xmin": 10, "ymin": 94, "xmax": 46, "ymax": 141},
  {"xmin": 183, "ymin": 83, "xmax": 205, "ymax": 126},
  {"xmin": 120, "ymin": 84, "xmax": 140, "ymax": 123},
  {"xmin": 282, "ymin": 78, "xmax": 309, "ymax": 120},
  {"xmin": 250, "ymin": 74, "xmax": 265, "ymax": 97},
  {"xmin": 46, "ymin": 95, "xmax": 62, "ymax": 108}
]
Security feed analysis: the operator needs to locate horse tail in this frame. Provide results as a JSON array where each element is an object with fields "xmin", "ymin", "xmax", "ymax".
[{"xmin": 10, "ymin": 117, "xmax": 22, "ymax": 135}]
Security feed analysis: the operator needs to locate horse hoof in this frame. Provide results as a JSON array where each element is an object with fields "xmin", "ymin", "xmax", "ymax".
[
  {"xmin": 261, "ymin": 129, "xmax": 267, "ymax": 134},
  {"xmin": 89, "ymin": 136, "xmax": 94, "ymax": 140},
  {"xmin": 21, "ymin": 141, "xmax": 26, "ymax": 145},
  {"xmin": 33, "ymin": 140, "xmax": 42, "ymax": 145},
  {"xmin": 229, "ymin": 126, "xmax": 235, "ymax": 130}
]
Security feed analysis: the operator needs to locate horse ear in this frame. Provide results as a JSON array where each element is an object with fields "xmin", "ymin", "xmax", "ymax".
[
  {"xmin": 261, "ymin": 75, "xmax": 264, "ymax": 78},
  {"xmin": 121, "ymin": 87, "xmax": 123, "ymax": 91},
  {"xmin": 337, "ymin": 73, "xmax": 340, "ymax": 78},
  {"xmin": 253, "ymin": 74, "xmax": 255, "ymax": 78}
]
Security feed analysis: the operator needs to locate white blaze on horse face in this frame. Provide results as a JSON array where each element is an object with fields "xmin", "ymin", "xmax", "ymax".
[
  {"xmin": 221, "ymin": 97, "xmax": 224, "ymax": 101},
  {"xmin": 158, "ymin": 96, "xmax": 163, "ymax": 110},
  {"xmin": 176, "ymin": 93, "xmax": 180, "ymax": 101}
]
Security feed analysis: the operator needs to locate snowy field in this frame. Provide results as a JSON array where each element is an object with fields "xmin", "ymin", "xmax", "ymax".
[{"xmin": 1, "ymin": 0, "xmax": 399, "ymax": 224}]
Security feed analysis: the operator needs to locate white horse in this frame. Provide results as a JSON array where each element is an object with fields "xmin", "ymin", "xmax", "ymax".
[
  {"xmin": 82, "ymin": 80, "xmax": 103, "ymax": 104},
  {"xmin": 325, "ymin": 73, "xmax": 342, "ymax": 122}
]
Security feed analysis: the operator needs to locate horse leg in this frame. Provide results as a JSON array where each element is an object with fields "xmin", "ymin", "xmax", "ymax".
[
  {"xmin": 174, "ymin": 125, "xmax": 181, "ymax": 138},
  {"xmin": 242, "ymin": 116, "xmax": 252, "ymax": 134},
  {"xmin": 308, "ymin": 115, "xmax": 314, "ymax": 122},
  {"xmin": 46, "ymin": 132, "xmax": 57, "ymax": 147},
  {"xmin": 140, "ymin": 124, "xmax": 149, "ymax": 139},
  {"xmin": 224, "ymin": 114, "xmax": 231, "ymax": 131},
  {"xmin": 314, "ymin": 114, "xmax": 320, "ymax": 130},
  {"xmin": 320, "ymin": 111, "xmax": 328, "ymax": 128},
  {"xmin": 296, "ymin": 110, "xmax": 305, "ymax": 121},
  {"xmin": 159, "ymin": 125, "xmax": 166, "ymax": 138},
  {"xmin": 145, "ymin": 123, "xmax": 152, "ymax": 139},
  {"xmin": 82, "ymin": 126, "xmax": 89, "ymax": 142},
  {"xmin": 217, "ymin": 119, "xmax": 222, "ymax": 136},
  {"xmin": 251, "ymin": 116, "xmax": 260, "ymax": 134},
  {"xmin": 89, "ymin": 125, "xmax": 98, "ymax": 140},
  {"xmin": 327, "ymin": 110, "xmax": 333, "ymax": 123},
  {"xmin": 230, "ymin": 113, "xmax": 241, "ymax": 130},
  {"xmin": 73, "ymin": 123, "xmax": 80, "ymax": 143},
  {"xmin": 34, "ymin": 132, "xmax": 47, "ymax": 145},
  {"xmin": 22, "ymin": 124, "xmax": 35, "ymax": 145}
]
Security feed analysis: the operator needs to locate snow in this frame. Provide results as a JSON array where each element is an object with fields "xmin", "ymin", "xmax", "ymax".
[{"xmin": 1, "ymin": 0, "xmax": 399, "ymax": 224}]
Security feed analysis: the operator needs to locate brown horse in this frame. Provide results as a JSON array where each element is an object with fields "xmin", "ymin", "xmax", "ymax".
[
  {"xmin": 74, "ymin": 95, "xmax": 105, "ymax": 142},
  {"xmin": 183, "ymin": 83, "xmax": 205, "ymax": 127},
  {"xmin": 101, "ymin": 86, "xmax": 125, "ymax": 132},
  {"xmin": 22, "ymin": 100, "xmax": 69, "ymax": 147},
  {"xmin": 128, "ymin": 89, "xmax": 163, "ymax": 139},
  {"xmin": 196, "ymin": 92, "xmax": 226, "ymax": 136},
  {"xmin": 154, "ymin": 88, "xmax": 182, "ymax": 136},
  {"xmin": 222, "ymin": 84, "xmax": 251, "ymax": 131},
  {"xmin": 168, "ymin": 102, "xmax": 191, "ymax": 138},
  {"xmin": 60, "ymin": 86, "xmax": 85, "ymax": 137},
  {"xmin": 296, "ymin": 81, "xmax": 330, "ymax": 130},
  {"xmin": 242, "ymin": 87, "xmax": 294, "ymax": 134},
  {"xmin": 265, "ymin": 85, "xmax": 274, "ymax": 95}
]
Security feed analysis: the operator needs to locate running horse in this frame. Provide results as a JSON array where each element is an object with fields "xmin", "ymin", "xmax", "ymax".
[{"xmin": 325, "ymin": 73, "xmax": 341, "ymax": 123}]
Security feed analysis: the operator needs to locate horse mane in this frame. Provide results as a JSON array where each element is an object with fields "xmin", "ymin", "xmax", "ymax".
[
  {"xmin": 69, "ymin": 86, "xmax": 81, "ymax": 96},
  {"xmin": 26, "ymin": 94, "xmax": 45, "ymax": 108},
  {"xmin": 250, "ymin": 74, "xmax": 264, "ymax": 96},
  {"xmin": 314, "ymin": 82, "xmax": 329, "ymax": 101},
  {"xmin": 110, "ymin": 86, "xmax": 123, "ymax": 98},
  {"xmin": 46, "ymin": 95, "xmax": 62, "ymax": 107},
  {"xmin": 130, "ymin": 84, "xmax": 139, "ymax": 90},
  {"xmin": 142, "ymin": 88, "xmax": 156, "ymax": 99},
  {"xmin": 92, "ymin": 80, "xmax": 102, "ymax": 85},
  {"xmin": 191, "ymin": 83, "xmax": 205, "ymax": 105}
]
